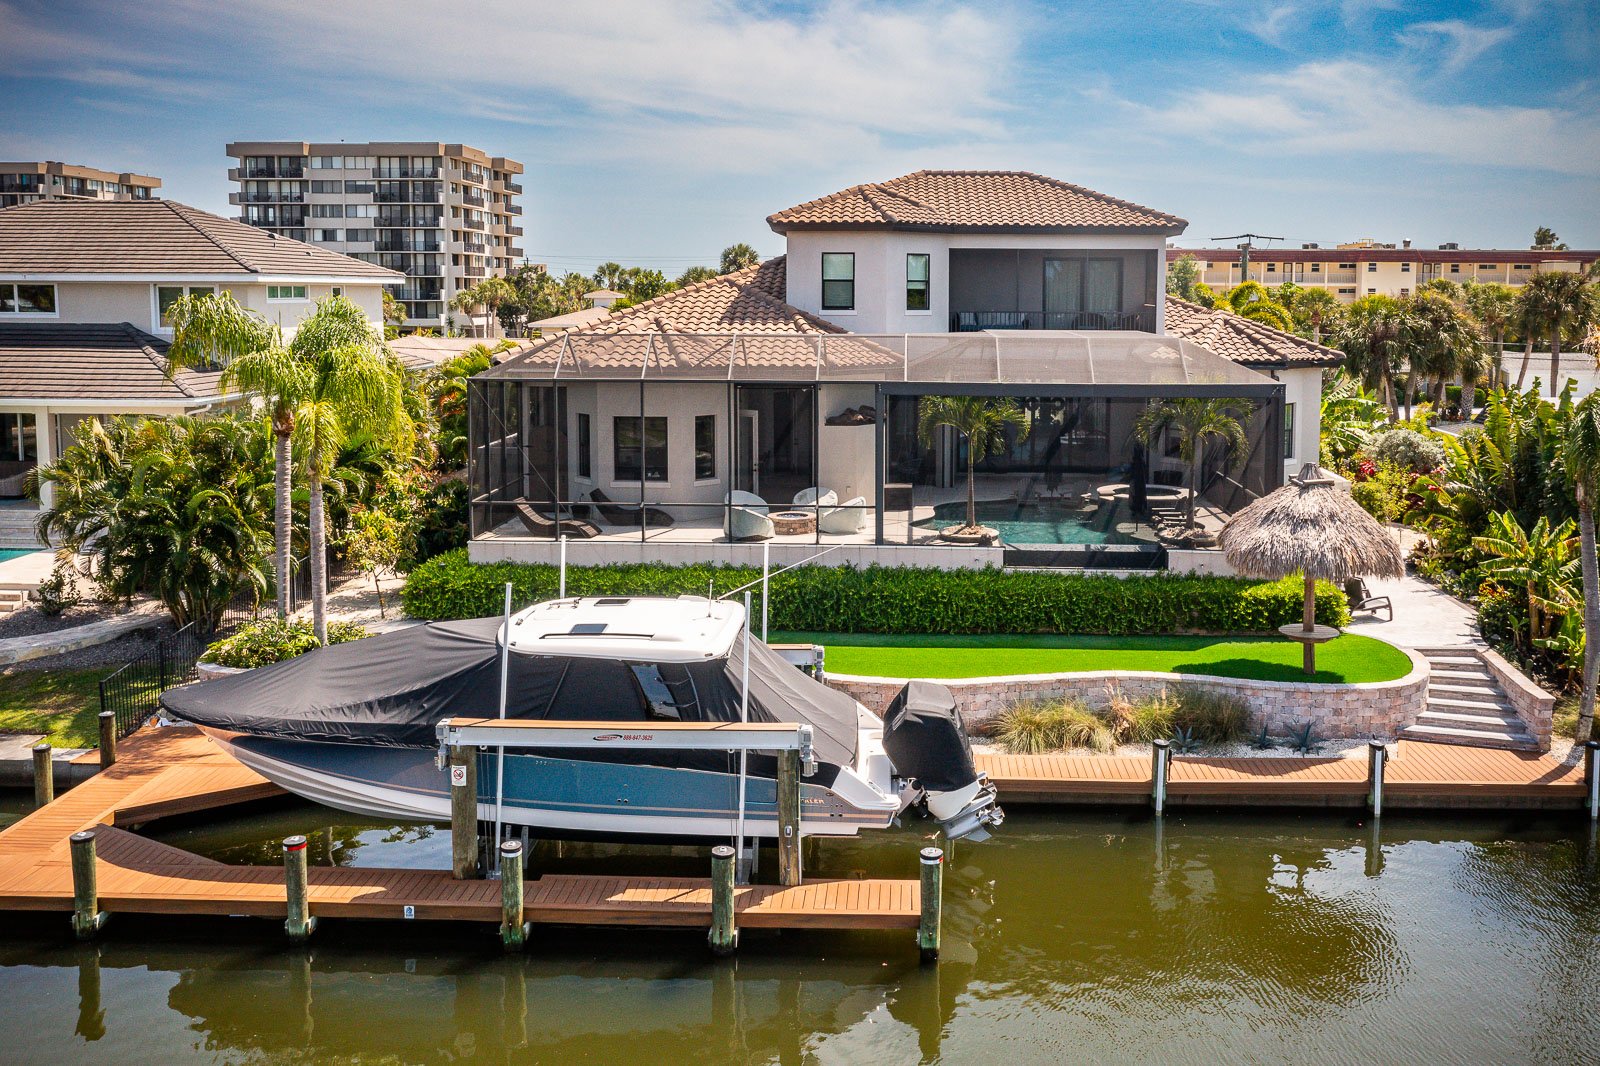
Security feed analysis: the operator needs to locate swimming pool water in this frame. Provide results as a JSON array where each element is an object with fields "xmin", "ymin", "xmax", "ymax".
[
  {"xmin": 915, "ymin": 498, "xmax": 1154, "ymax": 546},
  {"xmin": 0, "ymin": 549, "xmax": 35, "ymax": 564}
]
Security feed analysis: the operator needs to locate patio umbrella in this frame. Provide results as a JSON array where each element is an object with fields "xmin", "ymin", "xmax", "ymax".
[
  {"xmin": 1219, "ymin": 463, "xmax": 1403, "ymax": 674},
  {"xmin": 1128, "ymin": 444, "xmax": 1149, "ymax": 517}
]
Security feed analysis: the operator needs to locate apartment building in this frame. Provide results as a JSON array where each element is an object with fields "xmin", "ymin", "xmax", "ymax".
[
  {"xmin": 0, "ymin": 161, "xmax": 160, "ymax": 208},
  {"xmin": 224, "ymin": 141, "xmax": 525, "ymax": 329},
  {"xmin": 1169, "ymin": 241, "xmax": 1598, "ymax": 303}
]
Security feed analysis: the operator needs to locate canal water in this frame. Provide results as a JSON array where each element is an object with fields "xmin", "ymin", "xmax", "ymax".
[{"xmin": 1, "ymin": 799, "xmax": 1598, "ymax": 1064}]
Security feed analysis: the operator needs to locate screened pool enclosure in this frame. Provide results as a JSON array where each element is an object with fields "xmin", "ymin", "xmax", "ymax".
[{"xmin": 469, "ymin": 331, "xmax": 1286, "ymax": 563}]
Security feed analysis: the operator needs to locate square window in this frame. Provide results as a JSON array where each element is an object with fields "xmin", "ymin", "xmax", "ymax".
[
  {"xmin": 576, "ymin": 413, "xmax": 592, "ymax": 479},
  {"xmin": 821, "ymin": 252, "xmax": 855, "ymax": 311},
  {"xmin": 1450, "ymin": 264, "xmax": 1461, "ymax": 273},
  {"xmin": 906, "ymin": 253, "xmax": 930, "ymax": 311},
  {"xmin": 695, "ymin": 414, "xmax": 716, "ymax": 480},
  {"xmin": 614, "ymin": 416, "xmax": 668, "ymax": 482},
  {"xmin": 1367, "ymin": 263, "xmax": 1377, "ymax": 272},
  {"xmin": 1401, "ymin": 263, "xmax": 1411, "ymax": 272},
  {"xmin": 1310, "ymin": 263, "xmax": 1321, "ymax": 272}
]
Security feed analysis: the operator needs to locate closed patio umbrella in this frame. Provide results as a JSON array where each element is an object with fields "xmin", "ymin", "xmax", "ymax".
[{"xmin": 1219, "ymin": 464, "xmax": 1404, "ymax": 673}]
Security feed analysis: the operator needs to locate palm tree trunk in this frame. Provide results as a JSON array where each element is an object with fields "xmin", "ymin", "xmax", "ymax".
[
  {"xmin": 966, "ymin": 449, "xmax": 977, "ymax": 532},
  {"xmin": 1187, "ymin": 450, "xmax": 1198, "ymax": 527},
  {"xmin": 1516, "ymin": 336, "xmax": 1533, "ymax": 391},
  {"xmin": 309, "ymin": 474, "xmax": 328, "ymax": 644},
  {"xmin": 274, "ymin": 427, "xmax": 291, "ymax": 619},
  {"xmin": 1435, "ymin": 375, "xmax": 1448, "ymax": 414},
  {"xmin": 1549, "ymin": 333, "xmax": 1562, "ymax": 397},
  {"xmin": 1579, "ymin": 495, "xmax": 1598, "ymax": 745}
]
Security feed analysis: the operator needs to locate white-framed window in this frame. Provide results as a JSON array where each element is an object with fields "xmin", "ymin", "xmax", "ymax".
[
  {"xmin": 1401, "ymin": 263, "xmax": 1411, "ymax": 272},
  {"xmin": 1338, "ymin": 288, "xmax": 1356, "ymax": 296},
  {"xmin": 1449, "ymin": 264, "xmax": 1461, "ymax": 273},
  {"xmin": 822, "ymin": 252, "xmax": 855, "ymax": 311},
  {"xmin": 154, "ymin": 284, "xmax": 215, "ymax": 328},
  {"xmin": 1266, "ymin": 263, "xmax": 1277, "ymax": 273},
  {"xmin": 1367, "ymin": 288, "xmax": 1377, "ymax": 294},
  {"xmin": 267, "ymin": 284, "xmax": 308, "ymax": 301},
  {"xmin": 1309, "ymin": 262, "xmax": 1321, "ymax": 273},
  {"xmin": 614, "ymin": 416, "xmax": 667, "ymax": 482},
  {"xmin": 0, "ymin": 282, "xmax": 57, "ymax": 316},
  {"xmin": 316, "ymin": 229, "xmax": 341, "ymax": 242},
  {"xmin": 576, "ymin": 412, "xmax": 592, "ymax": 479},
  {"xmin": 1367, "ymin": 262, "xmax": 1378, "ymax": 272}
]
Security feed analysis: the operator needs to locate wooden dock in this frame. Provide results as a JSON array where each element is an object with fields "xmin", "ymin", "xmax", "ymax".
[
  {"xmin": 978, "ymin": 740, "xmax": 1589, "ymax": 808},
  {"xmin": 0, "ymin": 727, "xmax": 920, "ymax": 933}
]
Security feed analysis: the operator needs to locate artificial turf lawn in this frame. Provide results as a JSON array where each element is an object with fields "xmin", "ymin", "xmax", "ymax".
[
  {"xmin": 0, "ymin": 666, "xmax": 115, "ymax": 748},
  {"xmin": 767, "ymin": 632, "xmax": 1412, "ymax": 685}
]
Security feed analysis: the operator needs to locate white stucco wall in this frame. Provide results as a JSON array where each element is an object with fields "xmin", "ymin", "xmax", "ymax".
[
  {"xmin": 784, "ymin": 231, "xmax": 1168, "ymax": 334},
  {"xmin": 1, "ymin": 279, "xmax": 388, "ymax": 337},
  {"xmin": 570, "ymin": 382, "xmax": 731, "ymax": 510},
  {"xmin": 1279, "ymin": 366, "xmax": 1323, "ymax": 474}
]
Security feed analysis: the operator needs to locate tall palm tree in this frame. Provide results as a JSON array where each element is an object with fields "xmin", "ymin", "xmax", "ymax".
[
  {"xmin": 1294, "ymin": 287, "xmax": 1342, "ymax": 344},
  {"xmin": 1133, "ymin": 398, "xmax": 1249, "ymax": 528},
  {"xmin": 1464, "ymin": 282, "xmax": 1517, "ymax": 391},
  {"xmin": 1335, "ymin": 295, "xmax": 1409, "ymax": 419},
  {"xmin": 916, "ymin": 396, "xmax": 1029, "ymax": 534},
  {"xmin": 1523, "ymin": 269, "xmax": 1598, "ymax": 396},
  {"xmin": 473, "ymin": 276, "xmax": 517, "ymax": 338},
  {"xmin": 719, "ymin": 243, "xmax": 761, "ymax": 274},
  {"xmin": 1406, "ymin": 291, "xmax": 1484, "ymax": 412},
  {"xmin": 449, "ymin": 284, "xmax": 484, "ymax": 338},
  {"xmin": 165, "ymin": 290, "xmax": 273, "ymax": 369},
  {"xmin": 1561, "ymin": 395, "xmax": 1600, "ymax": 743},
  {"xmin": 593, "ymin": 262, "xmax": 628, "ymax": 291},
  {"xmin": 288, "ymin": 296, "xmax": 411, "ymax": 642},
  {"xmin": 1511, "ymin": 283, "xmax": 1545, "ymax": 392}
]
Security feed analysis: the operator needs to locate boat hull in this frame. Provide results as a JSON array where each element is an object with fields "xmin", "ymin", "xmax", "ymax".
[{"xmin": 203, "ymin": 729, "xmax": 899, "ymax": 839}]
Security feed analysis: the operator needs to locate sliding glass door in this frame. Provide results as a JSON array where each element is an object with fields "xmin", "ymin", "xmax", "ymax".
[{"xmin": 1044, "ymin": 258, "xmax": 1122, "ymax": 328}]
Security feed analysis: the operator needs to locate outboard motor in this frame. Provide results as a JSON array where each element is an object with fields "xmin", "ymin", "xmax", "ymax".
[{"xmin": 881, "ymin": 680, "xmax": 1003, "ymax": 841}]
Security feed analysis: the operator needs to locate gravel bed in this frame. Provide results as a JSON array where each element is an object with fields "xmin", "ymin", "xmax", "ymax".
[
  {"xmin": 971, "ymin": 737, "xmax": 1371, "ymax": 760},
  {"xmin": 5, "ymin": 617, "xmax": 178, "ymax": 673},
  {"xmin": 0, "ymin": 599, "xmax": 133, "ymax": 640}
]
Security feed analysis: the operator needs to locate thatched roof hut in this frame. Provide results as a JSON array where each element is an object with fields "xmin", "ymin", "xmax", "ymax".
[
  {"xmin": 1220, "ymin": 465, "xmax": 1404, "ymax": 582},
  {"xmin": 1220, "ymin": 464, "xmax": 1403, "ymax": 673}
]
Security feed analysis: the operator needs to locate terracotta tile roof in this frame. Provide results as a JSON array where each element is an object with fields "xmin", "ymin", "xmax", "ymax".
[
  {"xmin": 0, "ymin": 200, "xmax": 401, "ymax": 279},
  {"xmin": 0, "ymin": 321, "xmax": 226, "ymax": 402},
  {"xmin": 768, "ymin": 171, "xmax": 1186, "ymax": 235},
  {"xmin": 386, "ymin": 335, "xmax": 534, "ymax": 371},
  {"xmin": 1163, "ymin": 296, "xmax": 1345, "ymax": 369}
]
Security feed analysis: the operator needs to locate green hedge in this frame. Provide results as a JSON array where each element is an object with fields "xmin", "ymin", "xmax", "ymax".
[{"xmin": 401, "ymin": 551, "xmax": 1350, "ymax": 635}]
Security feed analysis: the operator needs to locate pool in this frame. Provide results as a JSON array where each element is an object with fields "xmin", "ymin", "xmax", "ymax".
[
  {"xmin": 915, "ymin": 497, "xmax": 1155, "ymax": 546},
  {"xmin": 0, "ymin": 549, "xmax": 37, "ymax": 565}
]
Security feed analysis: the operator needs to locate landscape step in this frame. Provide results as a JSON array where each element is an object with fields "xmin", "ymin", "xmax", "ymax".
[
  {"xmin": 1398, "ymin": 724, "xmax": 1539, "ymax": 750},
  {"xmin": 1430, "ymin": 668, "xmax": 1496, "ymax": 683},
  {"xmin": 1428, "ymin": 695, "xmax": 1519, "ymax": 715},
  {"xmin": 1423, "ymin": 655, "xmax": 1488, "ymax": 667},
  {"xmin": 1428, "ymin": 681, "xmax": 1506, "ymax": 698},
  {"xmin": 1416, "ymin": 709, "xmax": 1530, "ymax": 733}
]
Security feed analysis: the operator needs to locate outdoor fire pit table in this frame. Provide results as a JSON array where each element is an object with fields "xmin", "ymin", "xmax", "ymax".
[{"xmin": 770, "ymin": 510, "xmax": 817, "ymax": 536}]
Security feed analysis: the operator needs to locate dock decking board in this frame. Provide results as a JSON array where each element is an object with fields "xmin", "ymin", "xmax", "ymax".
[
  {"xmin": 0, "ymin": 727, "xmax": 920, "ymax": 933},
  {"xmin": 978, "ymin": 740, "xmax": 1587, "ymax": 806}
]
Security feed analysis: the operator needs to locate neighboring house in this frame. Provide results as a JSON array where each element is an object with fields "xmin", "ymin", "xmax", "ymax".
[
  {"xmin": 386, "ymin": 334, "xmax": 536, "ymax": 372},
  {"xmin": 1170, "ymin": 243, "xmax": 1598, "ymax": 302},
  {"xmin": 0, "ymin": 198, "xmax": 401, "ymax": 512},
  {"xmin": 0, "ymin": 160, "xmax": 160, "ymax": 208},
  {"xmin": 224, "ymin": 141, "xmax": 525, "ymax": 330},
  {"xmin": 469, "ymin": 171, "xmax": 1344, "ymax": 573}
]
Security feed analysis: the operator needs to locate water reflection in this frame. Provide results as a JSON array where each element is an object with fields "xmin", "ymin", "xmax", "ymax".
[{"xmin": 2, "ymin": 806, "xmax": 1599, "ymax": 1062}]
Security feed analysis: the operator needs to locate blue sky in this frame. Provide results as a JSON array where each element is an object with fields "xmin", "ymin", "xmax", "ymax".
[{"xmin": 1, "ymin": 0, "xmax": 1596, "ymax": 275}]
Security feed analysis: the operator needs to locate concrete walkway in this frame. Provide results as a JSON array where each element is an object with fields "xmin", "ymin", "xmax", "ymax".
[
  {"xmin": 0, "ymin": 733, "xmax": 95, "ymax": 788},
  {"xmin": 1343, "ymin": 527, "xmax": 1481, "ymax": 649}
]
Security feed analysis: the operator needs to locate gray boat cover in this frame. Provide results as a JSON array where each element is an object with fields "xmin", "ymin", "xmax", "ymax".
[
  {"xmin": 880, "ymin": 680, "xmax": 977, "ymax": 792},
  {"xmin": 161, "ymin": 616, "xmax": 859, "ymax": 770}
]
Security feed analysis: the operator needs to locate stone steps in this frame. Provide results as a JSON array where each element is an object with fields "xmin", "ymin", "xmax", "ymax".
[
  {"xmin": 1400, "ymin": 646, "xmax": 1539, "ymax": 752},
  {"xmin": 0, "ymin": 589, "xmax": 27, "ymax": 615}
]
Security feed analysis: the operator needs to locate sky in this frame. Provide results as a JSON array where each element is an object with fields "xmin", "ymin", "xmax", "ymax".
[{"xmin": 1, "ymin": 0, "xmax": 1596, "ymax": 276}]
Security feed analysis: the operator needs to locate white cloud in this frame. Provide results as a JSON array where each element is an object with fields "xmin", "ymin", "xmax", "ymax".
[
  {"xmin": 1399, "ymin": 19, "xmax": 1515, "ymax": 72},
  {"xmin": 1127, "ymin": 59, "xmax": 1600, "ymax": 176}
]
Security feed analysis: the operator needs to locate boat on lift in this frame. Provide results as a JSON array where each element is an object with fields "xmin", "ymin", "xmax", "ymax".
[{"xmin": 161, "ymin": 595, "xmax": 1003, "ymax": 842}]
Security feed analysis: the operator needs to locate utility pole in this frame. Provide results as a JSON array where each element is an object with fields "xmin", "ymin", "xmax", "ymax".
[{"xmin": 1211, "ymin": 233, "xmax": 1283, "ymax": 285}]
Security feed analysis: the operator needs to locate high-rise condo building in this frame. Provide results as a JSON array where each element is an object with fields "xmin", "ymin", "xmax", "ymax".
[{"xmin": 0, "ymin": 161, "xmax": 160, "ymax": 208}]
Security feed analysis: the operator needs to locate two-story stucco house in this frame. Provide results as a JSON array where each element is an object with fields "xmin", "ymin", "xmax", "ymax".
[
  {"xmin": 468, "ymin": 171, "xmax": 1343, "ymax": 573},
  {"xmin": 0, "ymin": 199, "xmax": 400, "ymax": 520}
]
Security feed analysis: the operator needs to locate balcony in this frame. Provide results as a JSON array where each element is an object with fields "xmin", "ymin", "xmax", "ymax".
[
  {"xmin": 458, "ymin": 265, "xmax": 487, "ymax": 279},
  {"xmin": 237, "ymin": 191, "xmax": 305, "ymax": 203},
  {"xmin": 460, "ymin": 192, "xmax": 486, "ymax": 208},
  {"xmin": 1325, "ymin": 272, "xmax": 1358, "ymax": 284},
  {"xmin": 245, "ymin": 165, "xmax": 304, "ymax": 179},
  {"xmin": 375, "ymin": 238, "xmax": 440, "ymax": 252},
  {"xmin": 504, "ymin": 181, "xmax": 523, "ymax": 195},
  {"xmin": 506, "ymin": 203, "xmax": 522, "ymax": 216},
  {"xmin": 373, "ymin": 166, "xmax": 440, "ymax": 179},
  {"xmin": 950, "ymin": 309, "xmax": 1157, "ymax": 332},
  {"xmin": 391, "ymin": 286, "xmax": 442, "ymax": 302}
]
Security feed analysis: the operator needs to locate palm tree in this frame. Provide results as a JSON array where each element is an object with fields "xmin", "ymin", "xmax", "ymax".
[
  {"xmin": 1406, "ymin": 291, "xmax": 1484, "ymax": 412},
  {"xmin": 1335, "ymin": 295, "xmax": 1410, "ymax": 419},
  {"xmin": 1561, "ymin": 395, "xmax": 1600, "ymax": 743},
  {"xmin": 165, "ymin": 290, "xmax": 273, "ymax": 369},
  {"xmin": 720, "ymin": 243, "xmax": 761, "ymax": 274},
  {"xmin": 473, "ymin": 276, "xmax": 517, "ymax": 339},
  {"xmin": 449, "ymin": 284, "xmax": 485, "ymax": 338},
  {"xmin": 1133, "ymin": 398, "xmax": 1249, "ymax": 528},
  {"xmin": 289, "ymin": 296, "xmax": 411, "ymax": 642},
  {"xmin": 1216, "ymin": 281, "xmax": 1294, "ymax": 331},
  {"xmin": 1511, "ymin": 283, "xmax": 1544, "ymax": 392},
  {"xmin": 1464, "ymin": 282, "xmax": 1517, "ymax": 390},
  {"xmin": 1294, "ymin": 287, "xmax": 1342, "ymax": 344},
  {"xmin": 1318, "ymin": 373, "xmax": 1385, "ymax": 464},
  {"xmin": 916, "ymin": 396, "xmax": 1029, "ymax": 535},
  {"xmin": 1523, "ymin": 269, "xmax": 1598, "ymax": 396},
  {"xmin": 593, "ymin": 262, "xmax": 628, "ymax": 291}
]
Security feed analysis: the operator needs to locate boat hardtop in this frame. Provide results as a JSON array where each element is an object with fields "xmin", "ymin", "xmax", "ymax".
[{"xmin": 503, "ymin": 595, "xmax": 746, "ymax": 662}]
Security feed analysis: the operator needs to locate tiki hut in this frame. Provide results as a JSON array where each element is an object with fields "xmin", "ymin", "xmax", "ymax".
[{"xmin": 1220, "ymin": 464, "xmax": 1404, "ymax": 673}]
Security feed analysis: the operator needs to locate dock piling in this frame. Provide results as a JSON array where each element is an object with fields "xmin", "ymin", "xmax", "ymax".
[
  {"xmin": 97, "ymin": 712, "xmax": 116, "ymax": 770},
  {"xmin": 449, "ymin": 744, "xmax": 481, "ymax": 879},
  {"xmin": 709, "ymin": 844, "xmax": 738, "ymax": 956},
  {"xmin": 1367, "ymin": 741, "xmax": 1387, "ymax": 817},
  {"xmin": 1151, "ymin": 739, "xmax": 1171, "ymax": 815},
  {"xmin": 1586, "ymin": 741, "xmax": 1600, "ymax": 820},
  {"xmin": 499, "ymin": 839, "xmax": 528, "ymax": 951},
  {"xmin": 777, "ymin": 748, "xmax": 803, "ymax": 887},
  {"xmin": 918, "ymin": 846, "xmax": 943, "ymax": 963},
  {"xmin": 282, "ymin": 835, "xmax": 317, "ymax": 942},
  {"xmin": 69, "ymin": 830, "xmax": 107, "ymax": 940},
  {"xmin": 32, "ymin": 742, "xmax": 53, "ymax": 808}
]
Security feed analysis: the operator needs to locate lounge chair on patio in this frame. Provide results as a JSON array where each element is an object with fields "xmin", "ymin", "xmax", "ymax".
[
  {"xmin": 819, "ymin": 495, "xmax": 869, "ymax": 535},
  {"xmin": 585, "ymin": 488, "xmax": 675, "ymax": 528},
  {"xmin": 725, "ymin": 490, "xmax": 773, "ymax": 541},
  {"xmin": 1344, "ymin": 578, "xmax": 1393, "ymax": 621},
  {"xmin": 514, "ymin": 502, "xmax": 600, "ymax": 540},
  {"xmin": 792, "ymin": 487, "xmax": 838, "ymax": 508}
]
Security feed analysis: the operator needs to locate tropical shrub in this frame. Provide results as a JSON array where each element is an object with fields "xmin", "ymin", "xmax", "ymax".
[
  {"xmin": 34, "ymin": 556, "xmax": 82, "ymax": 616},
  {"xmin": 203, "ymin": 618, "xmax": 371, "ymax": 669},
  {"xmin": 1371, "ymin": 428, "xmax": 1445, "ymax": 473},
  {"xmin": 400, "ymin": 552, "xmax": 1351, "ymax": 634}
]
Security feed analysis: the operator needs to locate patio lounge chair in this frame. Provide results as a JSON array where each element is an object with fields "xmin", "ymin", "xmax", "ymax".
[
  {"xmin": 792, "ymin": 487, "xmax": 838, "ymax": 508},
  {"xmin": 514, "ymin": 502, "xmax": 600, "ymax": 540},
  {"xmin": 725, "ymin": 490, "xmax": 773, "ymax": 541},
  {"xmin": 819, "ymin": 495, "xmax": 869, "ymax": 535},
  {"xmin": 585, "ymin": 487, "xmax": 674, "ymax": 528},
  {"xmin": 1344, "ymin": 578, "xmax": 1393, "ymax": 621}
]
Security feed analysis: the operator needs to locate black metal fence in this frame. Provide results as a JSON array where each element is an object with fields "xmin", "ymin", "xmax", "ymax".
[{"xmin": 97, "ymin": 602, "xmax": 264, "ymax": 740}]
